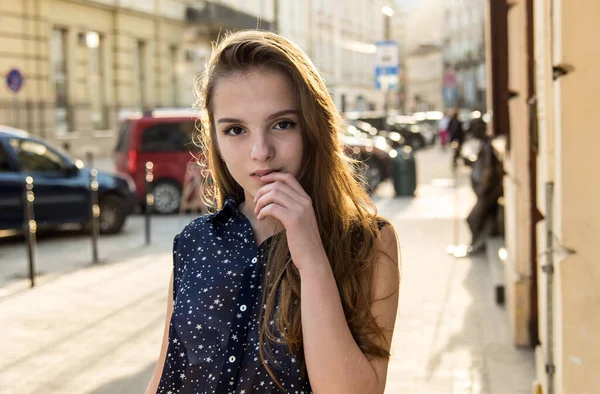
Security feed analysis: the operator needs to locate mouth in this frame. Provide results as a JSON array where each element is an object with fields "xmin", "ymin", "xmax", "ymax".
[{"xmin": 251, "ymin": 168, "xmax": 280, "ymax": 177}]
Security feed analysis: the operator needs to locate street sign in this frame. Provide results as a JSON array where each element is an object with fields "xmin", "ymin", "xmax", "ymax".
[
  {"xmin": 374, "ymin": 40, "xmax": 399, "ymax": 91},
  {"xmin": 6, "ymin": 68, "xmax": 24, "ymax": 93}
]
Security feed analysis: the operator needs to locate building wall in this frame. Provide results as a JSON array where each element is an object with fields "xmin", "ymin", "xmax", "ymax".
[
  {"xmin": 503, "ymin": 0, "xmax": 534, "ymax": 347},
  {"xmin": 534, "ymin": 0, "xmax": 600, "ymax": 392},
  {"xmin": 405, "ymin": 49, "xmax": 443, "ymax": 112},
  {"xmin": 393, "ymin": 6, "xmax": 408, "ymax": 112},
  {"xmin": 181, "ymin": 0, "xmax": 275, "ymax": 108},
  {"xmin": 302, "ymin": 0, "xmax": 388, "ymax": 112},
  {"xmin": 443, "ymin": 0, "xmax": 486, "ymax": 110},
  {"xmin": 0, "ymin": 0, "xmax": 187, "ymax": 157}
]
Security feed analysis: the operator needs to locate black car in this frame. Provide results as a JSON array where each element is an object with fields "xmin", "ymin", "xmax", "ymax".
[
  {"xmin": 345, "ymin": 112, "xmax": 426, "ymax": 150},
  {"xmin": 0, "ymin": 126, "xmax": 137, "ymax": 234}
]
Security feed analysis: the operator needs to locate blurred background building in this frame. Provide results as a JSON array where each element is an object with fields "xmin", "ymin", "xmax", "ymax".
[
  {"xmin": 442, "ymin": 0, "xmax": 486, "ymax": 110},
  {"xmin": 0, "ymin": 0, "xmax": 190, "ymax": 156},
  {"xmin": 400, "ymin": 0, "xmax": 444, "ymax": 113},
  {"xmin": 485, "ymin": 0, "xmax": 600, "ymax": 392},
  {"xmin": 0, "ymin": 0, "xmax": 397, "ymax": 157},
  {"xmin": 405, "ymin": 43, "xmax": 443, "ymax": 112}
]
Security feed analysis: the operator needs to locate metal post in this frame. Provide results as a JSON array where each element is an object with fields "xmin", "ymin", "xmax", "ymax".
[
  {"xmin": 384, "ymin": 12, "xmax": 391, "ymax": 132},
  {"xmin": 145, "ymin": 161, "xmax": 154, "ymax": 245},
  {"xmin": 543, "ymin": 181, "xmax": 555, "ymax": 394},
  {"xmin": 90, "ymin": 169, "xmax": 100, "ymax": 263},
  {"xmin": 13, "ymin": 95, "xmax": 19, "ymax": 128},
  {"xmin": 86, "ymin": 151, "xmax": 94, "ymax": 169},
  {"xmin": 23, "ymin": 176, "xmax": 37, "ymax": 287}
]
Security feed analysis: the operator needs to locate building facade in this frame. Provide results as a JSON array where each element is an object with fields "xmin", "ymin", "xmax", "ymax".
[
  {"xmin": 400, "ymin": 0, "xmax": 444, "ymax": 113},
  {"xmin": 0, "ymin": 0, "xmax": 191, "ymax": 157},
  {"xmin": 443, "ymin": 0, "xmax": 486, "ymax": 110},
  {"xmin": 405, "ymin": 44, "xmax": 443, "ymax": 112},
  {"xmin": 182, "ymin": 0, "xmax": 275, "ymax": 107},
  {"xmin": 290, "ymin": 0, "xmax": 392, "ymax": 113},
  {"xmin": 485, "ymin": 0, "xmax": 600, "ymax": 392},
  {"xmin": 1, "ymin": 0, "xmax": 396, "ymax": 156}
]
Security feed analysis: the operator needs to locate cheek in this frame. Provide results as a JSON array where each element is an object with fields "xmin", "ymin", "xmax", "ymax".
[
  {"xmin": 286, "ymin": 135, "xmax": 304, "ymax": 171},
  {"xmin": 215, "ymin": 139, "xmax": 248, "ymax": 183}
]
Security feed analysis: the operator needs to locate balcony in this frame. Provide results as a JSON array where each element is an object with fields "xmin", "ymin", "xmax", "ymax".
[{"xmin": 186, "ymin": 1, "xmax": 274, "ymax": 34}]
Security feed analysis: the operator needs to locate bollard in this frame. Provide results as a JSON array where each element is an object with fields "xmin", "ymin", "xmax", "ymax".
[
  {"xmin": 90, "ymin": 168, "xmax": 100, "ymax": 263},
  {"xmin": 23, "ymin": 176, "xmax": 37, "ymax": 287},
  {"xmin": 145, "ymin": 161, "xmax": 154, "ymax": 245},
  {"xmin": 86, "ymin": 151, "xmax": 94, "ymax": 169}
]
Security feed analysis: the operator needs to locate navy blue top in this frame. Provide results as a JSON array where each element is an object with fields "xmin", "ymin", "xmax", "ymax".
[{"xmin": 157, "ymin": 198, "xmax": 313, "ymax": 394}]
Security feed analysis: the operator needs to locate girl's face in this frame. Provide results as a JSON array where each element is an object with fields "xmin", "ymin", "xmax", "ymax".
[{"xmin": 212, "ymin": 68, "xmax": 304, "ymax": 203}]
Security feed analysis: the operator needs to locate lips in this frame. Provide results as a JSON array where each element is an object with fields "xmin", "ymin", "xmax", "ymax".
[{"xmin": 252, "ymin": 169, "xmax": 279, "ymax": 177}]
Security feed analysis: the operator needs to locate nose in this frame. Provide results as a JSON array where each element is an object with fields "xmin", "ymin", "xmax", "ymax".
[{"xmin": 250, "ymin": 133, "xmax": 274, "ymax": 162}]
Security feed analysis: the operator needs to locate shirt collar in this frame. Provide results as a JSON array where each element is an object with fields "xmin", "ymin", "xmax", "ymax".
[{"xmin": 209, "ymin": 197, "xmax": 239, "ymax": 223}]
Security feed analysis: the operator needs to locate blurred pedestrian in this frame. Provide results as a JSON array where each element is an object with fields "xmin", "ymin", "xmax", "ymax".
[
  {"xmin": 438, "ymin": 110, "xmax": 451, "ymax": 150},
  {"xmin": 145, "ymin": 30, "xmax": 400, "ymax": 394},
  {"xmin": 448, "ymin": 108, "xmax": 465, "ymax": 166}
]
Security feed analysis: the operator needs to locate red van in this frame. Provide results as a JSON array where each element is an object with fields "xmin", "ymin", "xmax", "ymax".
[{"xmin": 114, "ymin": 110, "xmax": 203, "ymax": 214}]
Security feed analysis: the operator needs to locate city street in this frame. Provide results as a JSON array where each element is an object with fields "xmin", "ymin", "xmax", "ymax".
[{"xmin": 0, "ymin": 147, "xmax": 535, "ymax": 393}]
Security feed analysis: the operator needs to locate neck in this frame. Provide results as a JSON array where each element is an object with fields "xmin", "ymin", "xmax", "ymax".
[{"xmin": 239, "ymin": 198, "xmax": 283, "ymax": 245}]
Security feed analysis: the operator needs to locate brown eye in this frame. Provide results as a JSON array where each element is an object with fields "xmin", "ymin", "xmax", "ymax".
[
  {"xmin": 273, "ymin": 121, "xmax": 296, "ymax": 130},
  {"xmin": 225, "ymin": 126, "xmax": 244, "ymax": 136}
]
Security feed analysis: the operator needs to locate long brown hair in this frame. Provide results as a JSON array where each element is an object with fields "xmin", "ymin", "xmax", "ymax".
[{"xmin": 195, "ymin": 30, "xmax": 393, "ymax": 388}]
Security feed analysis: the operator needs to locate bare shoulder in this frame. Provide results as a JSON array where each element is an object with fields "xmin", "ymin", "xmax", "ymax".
[
  {"xmin": 374, "ymin": 222, "xmax": 401, "ymax": 293},
  {"xmin": 367, "ymin": 222, "xmax": 401, "ymax": 388}
]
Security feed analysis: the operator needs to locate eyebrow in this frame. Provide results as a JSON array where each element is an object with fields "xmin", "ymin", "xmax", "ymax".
[{"xmin": 216, "ymin": 109, "xmax": 298, "ymax": 124}]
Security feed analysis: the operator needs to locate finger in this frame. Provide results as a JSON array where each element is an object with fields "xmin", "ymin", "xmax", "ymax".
[
  {"xmin": 256, "ymin": 202, "xmax": 285, "ymax": 222},
  {"xmin": 259, "ymin": 172, "xmax": 307, "ymax": 198},
  {"xmin": 254, "ymin": 180, "xmax": 303, "ymax": 206},
  {"xmin": 255, "ymin": 188, "xmax": 295, "ymax": 217}
]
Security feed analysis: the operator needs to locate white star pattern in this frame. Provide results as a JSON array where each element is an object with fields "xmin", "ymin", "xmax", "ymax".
[{"xmin": 155, "ymin": 200, "xmax": 314, "ymax": 393}]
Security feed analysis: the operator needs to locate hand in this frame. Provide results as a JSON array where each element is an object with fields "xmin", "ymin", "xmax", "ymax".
[{"xmin": 253, "ymin": 172, "xmax": 327, "ymax": 271}]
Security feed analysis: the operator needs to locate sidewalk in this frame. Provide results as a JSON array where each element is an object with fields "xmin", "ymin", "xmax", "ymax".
[{"xmin": 0, "ymin": 148, "xmax": 535, "ymax": 393}]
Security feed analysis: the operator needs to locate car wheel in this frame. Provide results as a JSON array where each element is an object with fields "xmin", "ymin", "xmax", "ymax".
[
  {"xmin": 99, "ymin": 194, "xmax": 127, "ymax": 234},
  {"xmin": 152, "ymin": 180, "xmax": 181, "ymax": 214}
]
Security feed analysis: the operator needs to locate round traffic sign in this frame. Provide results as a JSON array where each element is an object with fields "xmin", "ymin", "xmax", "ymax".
[{"xmin": 6, "ymin": 68, "xmax": 24, "ymax": 93}]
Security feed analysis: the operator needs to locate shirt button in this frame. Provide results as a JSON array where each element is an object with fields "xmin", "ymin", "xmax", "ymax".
[
  {"xmin": 240, "ymin": 305, "xmax": 247, "ymax": 312},
  {"xmin": 251, "ymin": 257, "xmax": 257, "ymax": 264},
  {"xmin": 229, "ymin": 355, "xmax": 236, "ymax": 363}
]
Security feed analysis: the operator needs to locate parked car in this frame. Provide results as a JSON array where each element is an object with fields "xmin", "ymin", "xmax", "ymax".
[
  {"xmin": 345, "ymin": 112, "xmax": 427, "ymax": 151},
  {"xmin": 413, "ymin": 111, "xmax": 444, "ymax": 145},
  {"xmin": 0, "ymin": 126, "xmax": 136, "ymax": 234},
  {"xmin": 390, "ymin": 115, "xmax": 428, "ymax": 150},
  {"xmin": 342, "ymin": 123, "xmax": 396, "ymax": 192},
  {"xmin": 115, "ymin": 109, "xmax": 203, "ymax": 214},
  {"xmin": 347, "ymin": 119, "xmax": 407, "ymax": 148}
]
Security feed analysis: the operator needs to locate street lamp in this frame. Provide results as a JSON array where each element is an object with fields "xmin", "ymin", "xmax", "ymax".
[
  {"xmin": 381, "ymin": 6, "xmax": 394, "ymax": 17},
  {"xmin": 381, "ymin": 5, "xmax": 395, "ymax": 119},
  {"xmin": 382, "ymin": 6, "xmax": 394, "ymax": 40}
]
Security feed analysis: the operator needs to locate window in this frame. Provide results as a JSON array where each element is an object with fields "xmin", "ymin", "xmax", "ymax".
[
  {"xmin": 135, "ymin": 40, "xmax": 147, "ymax": 110},
  {"xmin": 10, "ymin": 139, "xmax": 67, "ymax": 173},
  {"xmin": 140, "ymin": 122, "xmax": 197, "ymax": 152},
  {"xmin": 0, "ymin": 143, "xmax": 13, "ymax": 172},
  {"xmin": 51, "ymin": 28, "xmax": 69, "ymax": 133},
  {"xmin": 115, "ymin": 121, "xmax": 132, "ymax": 153},
  {"xmin": 87, "ymin": 31, "xmax": 107, "ymax": 129},
  {"xmin": 170, "ymin": 45, "xmax": 179, "ymax": 106}
]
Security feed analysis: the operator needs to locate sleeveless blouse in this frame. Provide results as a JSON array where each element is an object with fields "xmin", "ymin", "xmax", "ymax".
[{"xmin": 157, "ymin": 198, "xmax": 313, "ymax": 394}]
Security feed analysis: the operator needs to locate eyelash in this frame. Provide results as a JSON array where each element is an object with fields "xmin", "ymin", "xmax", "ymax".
[{"xmin": 223, "ymin": 121, "xmax": 297, "ymax": 136}]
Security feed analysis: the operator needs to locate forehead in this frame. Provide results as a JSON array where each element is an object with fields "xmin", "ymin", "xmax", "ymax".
[{"xmin": 212, "ymin": 69, "xmax": 297, "ymax": 119}]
